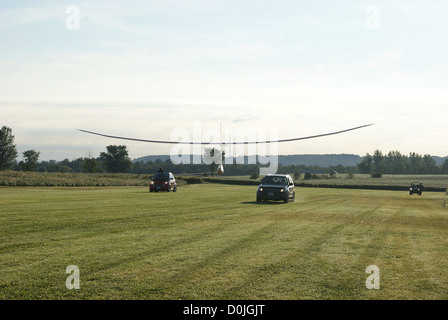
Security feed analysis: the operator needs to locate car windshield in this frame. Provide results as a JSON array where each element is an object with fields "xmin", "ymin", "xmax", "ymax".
[
  {"xmin": 153, "ymin": 173, "xmax": 169, "ymax": 180},
  {"xmin": 262, "ymin": 176, "xmax": 287, "ymax": 185}
]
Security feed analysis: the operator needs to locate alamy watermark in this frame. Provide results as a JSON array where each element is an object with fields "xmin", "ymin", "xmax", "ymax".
[
  {"xmin": 66, "ymin": 5, "xmax": 80, "ymax": 30},
  {"xmin": 366, "ymin": 5, "xmax": 380, "ymax": 30},
  {"xmin": 365, "ymin": 265, "xmax": 380, "ymax": 289},
  {"xmin": 169, "ymin": 122, "xmax": 279, "ymax": 175},
  {"xmin": 66, "ymin": 265, "xmax": 80, "ymax": 290}
]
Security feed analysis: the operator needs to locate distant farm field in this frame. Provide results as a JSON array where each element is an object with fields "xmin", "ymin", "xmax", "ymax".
[
  {"xmin": 1, "ymin": 184, "xmax": 448, "ymax": 299},
  {"xmin": 1, "ymin": 171, "xmax": 447, "ymax": 192},
  {"xmin": 213, "ymin": 173, "xmax": 448, "ymax": 191}
]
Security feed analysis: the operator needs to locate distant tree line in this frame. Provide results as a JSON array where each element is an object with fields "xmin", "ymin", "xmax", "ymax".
[
  {"xmin": 130, "ymin": 160, "xmax": 353, "ymax": 176},
  {"xmin": 357, "ymin": 150, "xmax": 448, "ymax": 175},
  {"xmin": 2, "ymin": 126, "xmax": 447, "ymax": 176},
  {"xmin": 35, "ymin": 145, "xmax": 133, "ymax": 173},
  {"xmin": 0, "ymin": 126, "xmax": 353, "ymax": 176},
  {"xmin": 0, "ymin": 125, "xmax": 133, "ymax": 173}
]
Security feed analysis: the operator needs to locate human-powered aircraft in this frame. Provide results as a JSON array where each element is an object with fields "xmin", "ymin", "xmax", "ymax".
[{"xmin": 77, "ymin": 123, "xmax": 373, "ymax": 175}]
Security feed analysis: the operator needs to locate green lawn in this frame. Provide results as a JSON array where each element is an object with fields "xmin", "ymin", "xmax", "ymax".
[{"xmin": 1, "ymin": 184, "xmax": 447, "ymax": 299}]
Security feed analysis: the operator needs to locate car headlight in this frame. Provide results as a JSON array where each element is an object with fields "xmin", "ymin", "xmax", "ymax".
[
  {"xmin": 259, "ymin": 187, "xmax": 264, "ymax": 192},
  {"xmin": 150, "ymin": 181, "xmax": 154, "ymax": 185},
  {"xmin": 280, "ymin": 188, "xmax": 284, "ymax": 192}
]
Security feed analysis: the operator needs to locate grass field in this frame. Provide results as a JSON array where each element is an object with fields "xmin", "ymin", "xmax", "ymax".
[{"xmin": 1, "ymin": 184, "xmax": 448, "ymax": 300}]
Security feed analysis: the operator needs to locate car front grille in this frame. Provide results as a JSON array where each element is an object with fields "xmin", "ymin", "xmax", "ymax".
[{"xmin": 262, "ymin": 187, "xmax": 282, "ymax": 195}]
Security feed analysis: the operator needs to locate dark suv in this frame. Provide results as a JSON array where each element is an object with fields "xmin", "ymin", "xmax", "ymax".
[
  {"xmin": 150, "ymin": 172, "xmax": 177, "ymax": 192},
  {"xmin": 409, "ymin": 181, "xmax": 423, "ymax": 196},
  {"xmin": 256, "ymin": 174, "xmax": 295, "ymax": 203}
]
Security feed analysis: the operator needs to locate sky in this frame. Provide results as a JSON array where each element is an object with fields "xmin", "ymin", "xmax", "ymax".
[{"xmin": 1, "ymin": 0, "xmax": 447, "ymax": 161}]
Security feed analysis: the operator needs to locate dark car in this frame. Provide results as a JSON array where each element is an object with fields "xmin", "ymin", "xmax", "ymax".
[
  {"xmin": 150, "ymin": 172, "xmax": 177, "ymax": 192},
  {"xmin": 256, "ymin": 174, "xmax": 295, "ymax": 203},
  {"xmin": 409, "ymin": 181, "xmax": 423, "ymax": 196}
]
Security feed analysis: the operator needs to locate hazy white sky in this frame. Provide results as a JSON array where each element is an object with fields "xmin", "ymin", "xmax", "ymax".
[{"xmin": 1, "ymin": 0, "xmax": 447, "ymax": 161}]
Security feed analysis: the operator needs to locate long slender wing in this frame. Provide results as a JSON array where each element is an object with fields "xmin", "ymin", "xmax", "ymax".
[{"xmin": 77, "ymin": 123, "xmax": 373, "ymax": 145}]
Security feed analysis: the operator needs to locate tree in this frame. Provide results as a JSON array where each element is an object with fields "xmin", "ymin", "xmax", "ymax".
[
  {"xmin": 250, "ymin": 171, "xmax": 259, "ymax": 179},
  {"xmin": 99, "ymin": 145, "xmax": 133, "ymax": 173},
  {"xmin": 385, "ymin": 151, "xmax": 405, "ymax": 176},
  {"xmin": 372, "ymin": 150, "xmax": 384, "ymax": 174},
  {"xmin": 39, "ymin": 159, "xmax": 73, "ymax": 173},
  {"xmin": 82, "ymin": 157, "xmax": 100, "ymax": 173},
  {"xmin": 441, "ymin": 159, "xmax": 448, "ymax": 174},
  {"xmin": 334, "ymin": 164, "xmax": 345, "ymax": 174},
  {"xmin": 0, "ymin": 126, "xmax": 18, "ymax": 170},
  {"xmin": 357, "ymin": 153, "xmax": 373, "ymax": 174},
  {"xmin": 422, "ymin": 154, "xmax": 437, "ymax": 174},
  {"xmin": 408, "ymin": 152, "xmax": 423, "ymax": 174},
  {"xmin": 19, "ymin": 150, "xmax": 40, "ymax": 171}
]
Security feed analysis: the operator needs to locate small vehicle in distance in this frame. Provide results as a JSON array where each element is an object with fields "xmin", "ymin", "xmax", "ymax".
[
  {"xmin": 409, "ymin": 181, "xmax": 423, "ymax": 196},
  {"xmin": 150, "ymin": 172, "xmax": 177, "ymax": 192},
  {"xmin": 256, "ymin": 174, "xmax": 295, "ymax": 203}
]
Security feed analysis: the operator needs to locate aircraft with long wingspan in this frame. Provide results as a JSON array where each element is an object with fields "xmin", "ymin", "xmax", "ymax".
[{"xmin": 77, "ymin": 123, "xmax": 373, "ymax": 175}]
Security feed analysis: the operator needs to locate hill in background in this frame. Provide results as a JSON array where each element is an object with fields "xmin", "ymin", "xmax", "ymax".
[
  {"xmin": 134, "ymin": 154, "xmax": 448, "ymax": 168},
  {"xmin": 133, "ymin": 154, "xmax": 364, "ymax": 168},
  {"xmin": 432, "ymin": 156, "xmax": 448, "ymax": 166}
]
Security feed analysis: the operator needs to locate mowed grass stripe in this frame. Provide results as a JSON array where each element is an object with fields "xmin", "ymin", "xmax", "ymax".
[
  {"xmin": 0, "ymin": 185, "xmax": 447, "ymax": 299},
  {"xmin": 228, "ymin": 202, "xmax": 381, "ymax": 299}
]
